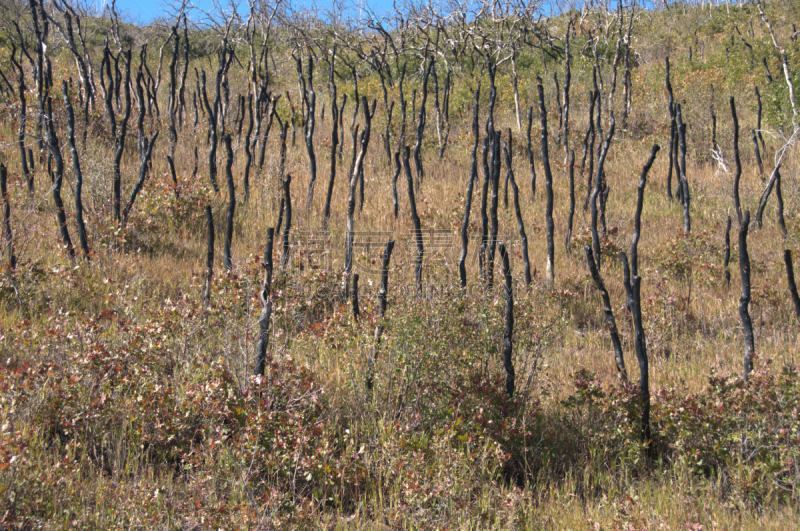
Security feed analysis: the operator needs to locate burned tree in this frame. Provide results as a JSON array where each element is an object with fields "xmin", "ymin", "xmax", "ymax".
[
  {"xmin": 565, "ymin": 150, "xmax": 575, "ymax": 254},
  {"xmin": 739, "ymin": 211, "xmax": 755, "ymax": 382},
  {"xmin": 526, "ymin": 107, "xmax": 537, "ymax": 200},
  {"xmin": 498, "ymin": 242, "xmax": 515, "ymax": 398},
  {"xmin": 255, "ymin": 228, "xmax": 275, "ymax": 376},
  {"xmin": 537, "ymin": 76, "xmax": 556, "ymax": 284},
  {"xmin": 404, "ymin": 146, "xmax": 424, "ymax": 294},
  {"xmin": 585, "ymin": 244, "xmax": 627, "ymax": 380},
  {"xmin": 505, "ymin": 141, "xmax": 531, "ymax": 286},
  {"xmin": 63, "ymin": 81, "xmax": 89, "ymax": 259},
  {"xmin": 413, "ymin": 57, "xmax": 434, "ymax": 191},
  {"xmin": 297, "ymin": 56, "xmax": 317, "ymax": 209},
  {"xmin": 367, "ymin": 239, "xmax": 395, "ymax": 391},
  {"xmin": 0, "ymin": 165, "xmax": 15, "ymax": 270},
  {"xmin": 784, "ymin": 250, "xmax": 800, "ymax": 319},
  {"xmin": 459, "ymin": 86, "xmax": 480, "ymax": 288},
  {"xmin": 591, "ymin": 112, "xmax": 616, "ymax": 272},
  {"xmin": 223, "ymin": 134, "xmax": 236, "ymax": 272}
]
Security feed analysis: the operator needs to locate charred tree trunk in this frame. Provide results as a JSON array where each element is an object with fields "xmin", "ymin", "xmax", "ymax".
[
  {"xmin": 755, "ymin": 85, "xmax": 766, "ymax": 151},
  {"xmin": 223, "ymin": 134, "xmax": 235, "ymax": 272},
  {"xmin": 586, "ymin": 244, "xmax": 627, "ymax": 380},
  {"xmin": 404, "ymin": 146, "xmax": 424, "ymax": 294},
  {"xmin": 487, "ymin": 131, "xmax": 500, "ymax": 290},
  {"xmin": 565, "ymin": 150, "xmax": 576, "ymax": 254},
  {"xmin": 666, "ymin": 58, "xmax": 676, "ymax": 201},
  {"xmin": 752, "ymin": 130, "xmax": 764, "ymax": 180},
  {"xmin": 676, "ymin": 105, "xmax": 691, "ymax": 233},
  {"xmin": 122, "ymin": 130, "xmax": 159, "ymax": 226},
  {"xmin": 739, "ymin": 211, "xmax": 754, "ymax": 382},
  {"xmin": 480, "ymin": 136, "xmax": 490, "ymax": 284},
  {"xmin": 526, "ymin": 107, "xmax": 537, "ymax": 200},
  {"xmin": 722, "ymin": 215, "xmax": 732, "ymax": 289},
  {"xmin": 367, "ymin": 239, "xmax": 395, "ymax": 391},
  {"xmin": 63, "ymin": 82, "xmax": 90, "ymax": 259},
  {"xmin": 243, "ymin": 93, "xmax": 254, "ymax": 202},
  {"xmin": 299, "ymin": 57, "xmax": 317, "ymax": 209},
  {"xmin": 537, "ymin": 77, "xmax": 556, "ymax": 284},
  {"xmin": 351, "ymin": 273, "xmax": 360, "ymax": 321},
  {"xmin": 591, "ymin": 113, "xmax": 616, "ymax": 272},
  {"xmin": 255, "ymin": 228, "xmax": 275, "ymax": 376},
  {"xmin": 731, "ymin": 97, "xmax": 743, "ymax": 224},
  {"xmin": 9, "ymin": 46, "xmax": 32, "ymax": 195},
  {"xmin": 459, "ymin": 86, "xmax": 480, "ymax": 288},
  {"xmin": 344, "ymin": 122, "xmax": 368, "ymax": 298},
  {"xmin": 506, "ymin": 143, "xmax": 531, "ymax": 286},
  {"xmin": 323, "ymin": 88, "xmax": 339, "ymax": 230},
  {"xmin": 499, "ymin": 242, "xmax": 515, "ymax": 397},
  {"xmin": 582, "ymin": 91, "xmax": 597, "ymax": 210},
  {"xmin": 413, "ymin": 57, "xmax": 434, "ymax": 192},
  {"xmin": 45, "ymin": 98, "xmax": 74, "ymax": 259},
  {"xmin": 757, "ymin": 164, "xmax": 784, "ymax": 229},
  {"xmin": 784, "ymin": 249, "xmax": 800, "ymax": 319},
  {"xmin": 0, "ymin": 165, "xmax": 15, "ymax": 270}
]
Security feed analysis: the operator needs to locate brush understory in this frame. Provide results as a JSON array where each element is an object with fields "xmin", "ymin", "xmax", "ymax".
[{"xmin": 2, "ymin": 1, "xmax": 800, "ymax": 529}]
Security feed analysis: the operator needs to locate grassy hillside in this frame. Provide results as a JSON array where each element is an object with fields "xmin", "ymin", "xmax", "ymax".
[{"xmin": 1, "ymin": 0, "xmax": 800, "ymax": 528}]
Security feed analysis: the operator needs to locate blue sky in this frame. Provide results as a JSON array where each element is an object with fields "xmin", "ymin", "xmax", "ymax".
[{"xmin": 107, "ymin": 0, "xmax": 397, "ymax": 25}]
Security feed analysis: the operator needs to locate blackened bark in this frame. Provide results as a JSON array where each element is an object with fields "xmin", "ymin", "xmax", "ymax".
[
  {"xmin": 166, "ymin": 155, "xmax": 180, "ymax": 200},
  {"xmin": 666, "ymin": 58, "xmax": 676, "ymax": 201},
  {"xmin": 565, "ymin": 150, "xmax": 575, "ymax": 254},
  {"xmin": 367, "ymin": 239, "xmax": 395, "ymax": 391},
  {"xmin": 480, "ymin": 136, "xmax": 490, "ymax": 284},
  {"xmin": 526, "ymin": 107, "xmax": 537, "ymax": 200},
  {"xmin": 632, "ymin": 145, "xmax": 661, "ymax": 278},
  {"xmin": 757, "ymin": 164, "xmax": 783, "ymax": 229},
  {"xmin": 255, "ymin": 228, "xmax": 275, "ymax": 376},
  {"xmin": 739, "ymin": 211, "xmax": 754, "ymax": 382},
  {"xmin": 537, "ymin": 77, "xmax": 555, "ymax": 283},
  {"xmin": 755, "ymin": 85, "xmax": 766, "ymax": 151},
  {"xmin": 586, "ymin": 245, "xmax": 627, "ymax": 380},
  {"xmin": 0, "ymin": 165, "xmax": 15, "ymax": 270},
  {"xmin": 299, "ymin": 57, "xmax": 317, "ymax": 209},
  {"xmin": 583, "ymin": 90, "xmax": 597, "ymax": 210},
  {"xmin": 752, "ymin": 130, "xmax": 764, "ymax": 179},
  {"xmin": 223, "ymin": 134, "xmax": 235, "ymax": 272},
  {"xmin": 487, "ymin": 131, "xmax": 500, "ymax": 289},
  {"xmin": 9, "ymin": 45, "xmax": 31, "ymax": 195},
  {"xmin": 724, "ymin": 215, "xmax": 732, "ymax": 287},
  {"xmin": 112, "ymin": 51, "xmax": 132, "ymax": 222},
  {"xmin": 323, "ymin": 74, "xmax": 339, "ymax": 230},
  {"xmin": 63, "ymin": 82, "xmax": 90, "ymax": 259},
  {"xmin": 122, "ymin": 130, "xmax": 159, "ymax": 226},
  {"xmin": 632, "ymin": 274, "xmax": 651, "ymax": 447},
  {"xmin": 676, "ymin": 105, "xmax": 691, "ymax": 233},
  {"xmin": 351, "ymin": 273, "xmax": 360, "ymax": 321},
  {"xmin": 243, "ymin": 93, "xmax": 254, "ymax": 202},
  {"xmin": 459, "ymin": 86, "xmax": 480, "ymax": 288},
  {"xmin": 404, "ymin": 146, "xmax": 424, "ymax": 294},
  {"xmin": 413, "ymin": 57, "xmax": 434, "ymax": 191},
  {"xmin": 505, "ymin": 142, "xmax": 531, "ymax": 286},
  {"xmin": 499, "ymin": 242, "xmax": 515, "ymax": 397},
  {"xmin": 591, "ymin": 113, "xmax": 616, "ymax": 272},
  {"xmin": 784, "ymin": 249, "xmax": 800, "ymax": 319},
  {"xmin": 45, "ymin": 98, "xmax": 74, "ymax": 258},
  {"xmin": 731, "ymin": 97, "xmax": 743, "ymax": 224},
  {"xmin": 392, "ymin": 152, "xmax": 401, "ymax": 219}
]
